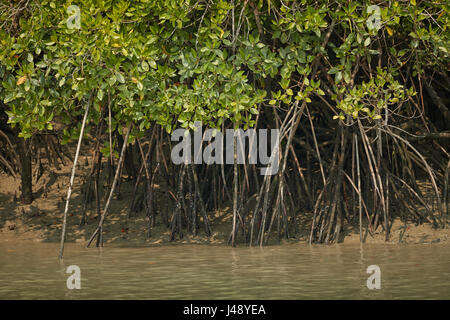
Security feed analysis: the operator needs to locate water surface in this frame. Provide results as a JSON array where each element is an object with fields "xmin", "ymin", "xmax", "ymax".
[{"xmin": 0, "ymin": 242, "xmax": 449, "ymax": 299}]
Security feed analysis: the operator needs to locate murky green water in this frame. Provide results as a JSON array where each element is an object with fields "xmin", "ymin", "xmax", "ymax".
[{"xmin": 0, "ymin": 242, "xmax": 449, "ymax": 299}]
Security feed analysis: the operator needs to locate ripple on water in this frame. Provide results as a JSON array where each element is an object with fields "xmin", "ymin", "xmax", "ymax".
[{"xmin": 0, "ymin": 243, "xmax": 449, "ymax": 299}]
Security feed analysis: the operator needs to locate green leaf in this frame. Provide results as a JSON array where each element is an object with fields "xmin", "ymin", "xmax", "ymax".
[
  {"xmin": 36, "ymin": 61, "xmax": 47, "ymax": 68},
  {"xmin": 149, "ymin": 60, "xmax": 157, "ymax": 69},
  {"xmin": 141, "ymin": 61, "xmax": 149, "ymax": 72},
  {"xmin": 97, "ymin": 89, "xmax": 104, "ymax": 101},
  {"xmin": 116, "ymin": 72, "xmax": 125, "ymax": 83}
]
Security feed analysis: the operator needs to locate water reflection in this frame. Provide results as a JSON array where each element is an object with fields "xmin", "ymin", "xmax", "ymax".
[{"xmin": 0, "ymin": 242, "xmax": 449, "ymax": 299}]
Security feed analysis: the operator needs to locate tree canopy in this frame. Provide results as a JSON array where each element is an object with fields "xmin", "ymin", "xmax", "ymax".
[{"xmin": 2, "ymin": 0, "xmax": 447, "ymax": 139}]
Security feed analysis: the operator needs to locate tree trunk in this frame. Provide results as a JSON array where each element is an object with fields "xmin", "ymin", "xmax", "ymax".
[{"xmin": 16, "ymin": 134, "xmax": 32, "ymax": 204}]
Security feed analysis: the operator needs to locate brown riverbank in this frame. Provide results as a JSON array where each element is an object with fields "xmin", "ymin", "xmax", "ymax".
[{"xmin": 1, "ymin": 162, "xmax": 448, "ymax": 247}]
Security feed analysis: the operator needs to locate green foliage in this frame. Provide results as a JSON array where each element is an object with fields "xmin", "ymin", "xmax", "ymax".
[{"xmin": 0, "ymin": 0, "xmax": 448, "ymax": 141}]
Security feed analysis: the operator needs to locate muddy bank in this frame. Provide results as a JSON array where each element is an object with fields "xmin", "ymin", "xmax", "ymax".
[{"xmin": 0, "ymin": 164, "xmax": 448, "ymax": 247}]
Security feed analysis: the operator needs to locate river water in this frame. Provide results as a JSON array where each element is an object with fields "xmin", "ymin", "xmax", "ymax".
[{"xmin": 0, "ymin": 242, "xmax": 449, "ymax": 299}]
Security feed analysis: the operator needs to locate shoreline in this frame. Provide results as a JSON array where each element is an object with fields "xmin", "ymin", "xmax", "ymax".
[
  {"xmin": 1, "ymin": 168, "xmax": 448, "ymax": 248},
  {"xmin": 1, "ymin": 212, "xmax": 448, "ymax": 247}
]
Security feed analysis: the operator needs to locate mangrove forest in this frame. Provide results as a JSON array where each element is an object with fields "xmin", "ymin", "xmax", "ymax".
[{"xmin": 0, "ymin": 0, "xmax": 449, "ymax": 258}]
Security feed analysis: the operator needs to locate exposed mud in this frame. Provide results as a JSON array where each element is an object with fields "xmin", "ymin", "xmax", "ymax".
[{"xmin": 0, "ymin": 157, "xmax": 448, "ymax": 247}]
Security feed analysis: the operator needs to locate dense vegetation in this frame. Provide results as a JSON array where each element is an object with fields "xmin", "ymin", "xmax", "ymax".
[{"xmin": 0, "ymin": 0, "xmax": 449, "ymax": 254}]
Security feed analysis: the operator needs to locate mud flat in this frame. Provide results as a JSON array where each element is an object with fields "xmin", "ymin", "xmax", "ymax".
[{"xmin": 1, "ymin": 168, "xmax": 448, "ymax": 247}]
